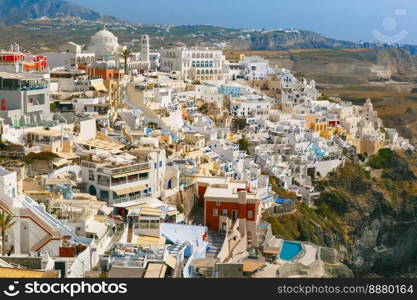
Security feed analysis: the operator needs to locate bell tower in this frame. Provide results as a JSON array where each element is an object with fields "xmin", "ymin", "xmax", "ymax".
[{"xmin": 140, "ymin": 34, "xmax": 150, "ymax": 70}]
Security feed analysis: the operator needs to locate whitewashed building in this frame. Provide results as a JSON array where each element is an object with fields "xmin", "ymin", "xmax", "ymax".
[{"xmin": 160, "ymin": 48, "xmax": 224, "ymax": 81}]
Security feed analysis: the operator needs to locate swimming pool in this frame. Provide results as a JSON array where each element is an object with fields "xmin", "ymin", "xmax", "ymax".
[{"xmin": 279, "ymin": 241, "xmax": 302, "ymax": 261}]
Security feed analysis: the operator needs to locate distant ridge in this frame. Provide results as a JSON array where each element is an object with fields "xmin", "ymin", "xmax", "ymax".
[
  {"xmin": 0, "ymin": 0, "xmax": 118, "ymax": 25},
  {"xmin": 227, "ymin": 29, "xmax": 358, "ymax": 50},
  {"xmin": 0, "ymin": 1, "xmax": 416, "ymax": 54}
]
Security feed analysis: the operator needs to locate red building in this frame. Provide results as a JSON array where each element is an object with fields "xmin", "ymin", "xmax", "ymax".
[
  {"xmin": 0, "ymin": 53, "xmax": 48, "ymax": 71},
  {"xmin": 203, "ymin": 180, "xmax": 262, "ymax": 248}
]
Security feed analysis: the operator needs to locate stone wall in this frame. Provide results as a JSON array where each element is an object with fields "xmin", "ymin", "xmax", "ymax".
[{"xmin": 0, "ymin": 256, "xmax": 42, "ymax": 269}]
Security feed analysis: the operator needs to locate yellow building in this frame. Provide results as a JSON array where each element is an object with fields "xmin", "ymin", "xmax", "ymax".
[
  {"xmin": 225, "ymin": 52, "xmax": 245, "ymax": 62},
  {"xmin": 249, "ymin": 74, "xmax": 281, "ymax": 98},
  {"xmin": 310, "ymin": 121, "xmax": 327, "ymax": 132},
  {"xmin": 104, "ymin": 79, "xmax": 121, "ymax": 111},
  {"xmin": 304, "ymin": 114, "xmax": 317, "ymax": 129},
  {"xmin": 320, "ymin": 127, "xmax": 347, "ymax": 139},
  {"xmin": 309, "ymin": 121, "xmax": 348, "ymax": 139},
  {"xmin": 351, "ymin": 138, "xmax": 384, "ymax": 155}
]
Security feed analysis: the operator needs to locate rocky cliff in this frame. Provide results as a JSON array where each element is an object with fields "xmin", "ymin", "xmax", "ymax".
[
  {"xmin": 267, "ymin": 149, "xmax": 417, "ymax": 277},
  {"xmin": 256, "ymin": 48, "xmax": 417, "ymax": 82},
  {"xmin": 0, "ymin": 0, "xmax": 117, "ymax": 25}
]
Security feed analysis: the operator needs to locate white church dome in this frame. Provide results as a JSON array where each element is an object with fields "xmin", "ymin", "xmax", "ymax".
[
  {"xmin": 88, "ymin": 28, "xmax": 120, "ymax": 57},
  {"xmin": 93, "ymin": 29, "xmax": 117, "ymax": 40}
]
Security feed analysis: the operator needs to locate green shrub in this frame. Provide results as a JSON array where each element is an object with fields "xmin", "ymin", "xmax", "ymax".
[
  {"xmin": 367, "ymin": 148, "xmax": 395, "ymax": 169},
  {"xmin": 22, "ymin": 152, "xmax": 58, "ymax": 165}
]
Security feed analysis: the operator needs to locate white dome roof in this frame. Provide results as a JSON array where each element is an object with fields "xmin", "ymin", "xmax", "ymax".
[
  {"xmin": 93, "ymin": 29, "xmax": 117, "ymax": 40},
  {"xmin": 88, "ymin": 28, "xmax": 120, "ymax": 57}
]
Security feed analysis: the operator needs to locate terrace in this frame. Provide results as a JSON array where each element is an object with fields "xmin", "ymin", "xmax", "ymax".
[
  {"xmin": 81, "ymin": 159, "xmax": 151, "ymax": 176},
  {"xmin": 0, "ymin": 73, "xmax": 48, "ymax": 91}
]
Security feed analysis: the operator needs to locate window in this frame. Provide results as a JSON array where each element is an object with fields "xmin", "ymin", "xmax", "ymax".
[
  {"xmin": 128, "ymin": 174, "xmax": 139, "ymax": 182},
  {"xmin": 100, "ymin": 190, "xmax": 110, "ymax": 201},
  {"xmin": 97, "ymin": 175, "xmax": 110, "ymax": 186},
  {"xmin": 222, "ymin": 209, "xmax": 228, "ymax": 216},
  {"xmin": 139, "ymin": 172, "xmax": 149, "ymax": 180},
  {"xmin": 213, "ymin": 209, "xmax": 218, "ymax": 217},
  {"xmin": 247, "ymin": 210, "xmax": 253, "ymax": 219},
  {"xmin": 150, "ymin": 219, "xmax": 160, "ymax": 229},
  {"xmin": 88, "ymin": 170, "xmax": 94, "ymax": 181},
  {"xmin": 114, "ymin": 175, "xmax": 128, "ymax": 186}
]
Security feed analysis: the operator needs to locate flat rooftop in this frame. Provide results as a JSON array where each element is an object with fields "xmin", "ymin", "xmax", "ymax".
[{"xmin": 0, "ymin": 71, "xmax": 44, "ymax": 81}]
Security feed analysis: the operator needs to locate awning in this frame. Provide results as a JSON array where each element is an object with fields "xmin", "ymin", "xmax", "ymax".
[
  {"xmin": 56, "ymin": 152, "xmax": 79, "ymax": 160},
  {"xmin": 113, "ymin": 185, "xmax": 147, "ymax": 196},
  {"xmin": 91, "ymin": 83, "xmax": 108, "ymax": 92},
  {"xmin": 44, "ymin": 178, "xmax": 76, "ymax": 186},
  {"xmin": 111, "ymin": 198, "xmax": 150, "ymax": 209},
  {"xmin": 125, "ymin": 204, "xmax": 147, "ymax": 211},
  {"xmin": 113, "ymin": 187, "xmax": 132, "ymax": 196},
  {"xmin": 136, "ymin": 235, "xmax": 166, "ymax": 246},
  {"xmin": 129, "ymin": 185, "xmax": 147, "ymax": 193},
  {"xmin": 52, "ymin": 158, "xmax": 69, "ymax": 167},
  {"xmin": 112, "ymin": 170, "xmax": 149, "ymax": 179},
  {"xmin": 100, "ymin": 206, "xmax": 114, "ymax": 216},
  {"xmin": 139, "ymin": 207, "xmax": 162, "ymax": 217}
]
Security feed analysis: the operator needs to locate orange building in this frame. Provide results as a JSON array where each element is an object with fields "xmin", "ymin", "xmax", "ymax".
[{"xmin": 78, "ymin": 65, "xmax": 121, "ymax": 81}]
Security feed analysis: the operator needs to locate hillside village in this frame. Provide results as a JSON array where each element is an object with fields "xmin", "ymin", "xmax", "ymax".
[{"xmin": 0, "ymin": 28, "xmax": 413, "ymax": 278}]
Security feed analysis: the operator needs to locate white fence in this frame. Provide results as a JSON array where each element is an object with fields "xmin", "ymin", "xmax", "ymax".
[{"xmin": 67, "ymin": 247, "xmax": 92, "ymax": 278}]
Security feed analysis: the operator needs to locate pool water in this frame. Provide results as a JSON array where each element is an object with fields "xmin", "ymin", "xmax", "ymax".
[{"xmin": 279, "ymin": 241, "xmax": 302, "ymax": 261}]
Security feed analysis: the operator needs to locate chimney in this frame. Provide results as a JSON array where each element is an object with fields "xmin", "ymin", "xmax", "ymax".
[{"xmin": 237, "ymin": 190, "xmax": 247, "ymax": 205}]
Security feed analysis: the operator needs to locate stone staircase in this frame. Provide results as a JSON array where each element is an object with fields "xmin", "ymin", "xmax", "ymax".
[{"xmin": 205, "ymin": 233, "xmax": 225, "ymax": 258}]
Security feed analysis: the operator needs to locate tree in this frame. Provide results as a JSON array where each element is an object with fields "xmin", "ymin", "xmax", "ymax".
[
  {"xmin": 232, "ymin": 117, "xmax": 247, "ymax": 133},
  {"xmin": 120, "ymin": 49, "xmax": 132, "ymax": 75},
  {"xmin": 0, "ymin": 210, "xmax": 16, "ymax": 256},
  {"xmin": 198, "ymin": 103, "xmax": 209, "ymax": 114},
  {"xmin": 237, "ymin": 136, "xmax": 249, "ymax": 152}
]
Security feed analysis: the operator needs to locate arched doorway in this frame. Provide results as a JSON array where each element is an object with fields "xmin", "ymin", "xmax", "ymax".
[{"xmin": 89, "ymin": 185, "xmax": 97, "ymax": 196}]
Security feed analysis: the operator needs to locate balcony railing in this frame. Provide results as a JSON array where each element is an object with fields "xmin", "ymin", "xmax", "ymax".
[
  {"xmin": 82, "ymin": 161, "xmax": 151, "ymax": 176},
  {"xmin": 107, "ymin": 163, "xmax": 151, "ymax": 176},
  {"xmin": 109, "ymin": 193, "xmax": 152, "ymax": 206}
]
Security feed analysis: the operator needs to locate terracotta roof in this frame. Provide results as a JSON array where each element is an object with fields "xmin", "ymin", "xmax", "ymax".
[
  {"xmin": 242, "ymin": 260, "xmax": 265, "ymax": 273},
  {"xmin": 0, "ymin": 267, "xmax": 59, "ymax": 278}
]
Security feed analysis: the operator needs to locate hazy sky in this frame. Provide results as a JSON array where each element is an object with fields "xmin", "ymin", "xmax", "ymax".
[{"xmin": 69, "ymin": 0, "xmax": 417, "ymax": 44}]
